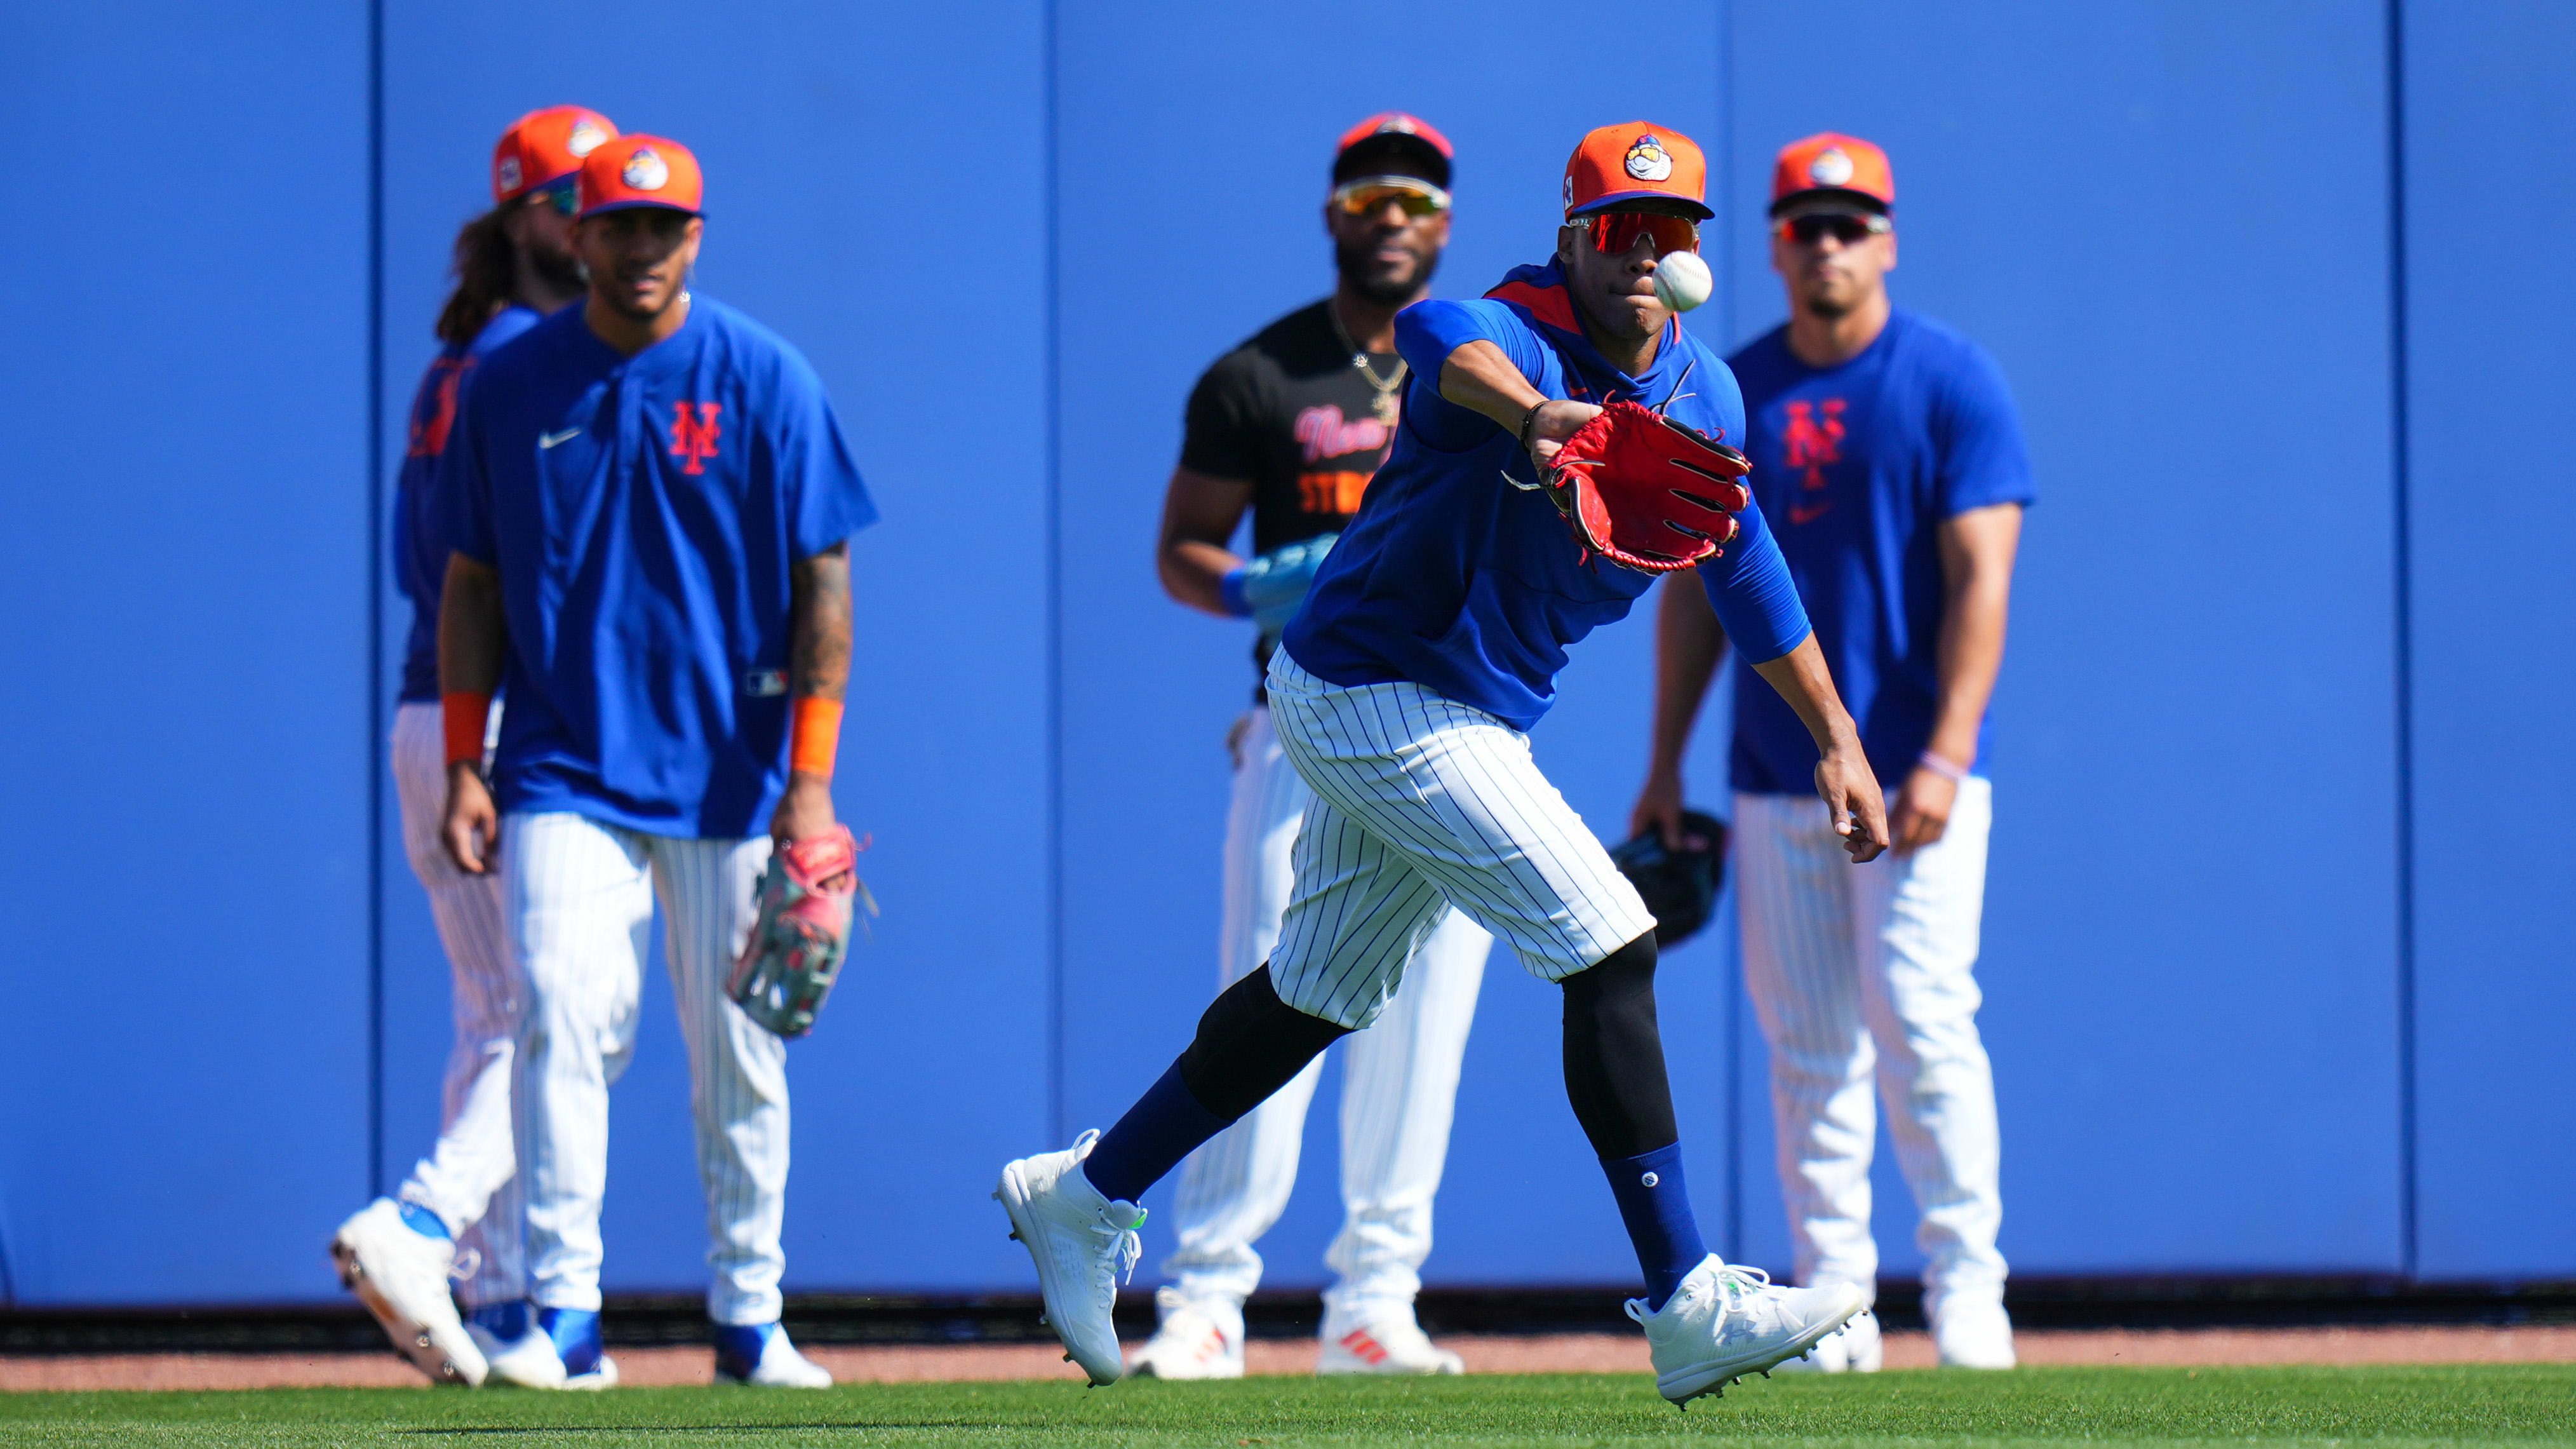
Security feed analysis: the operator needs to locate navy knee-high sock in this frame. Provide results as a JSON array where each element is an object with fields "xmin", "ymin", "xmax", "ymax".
[
  {"xmin": 1082, "ymin": 966, "xmax": 1348, "ymax": 1204},
  {"xmin": 1600, "ymin": 1143, "xmax": 1708, "ymax": 1310}
]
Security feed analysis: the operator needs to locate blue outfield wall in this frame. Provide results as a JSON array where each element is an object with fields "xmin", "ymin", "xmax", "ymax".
[
  {"xmin": 0, "ymin": 0, "xmax": 2563, "ymax": 1305},
  {"xmin": 0, "ymin": 0, "xmax": 373, "ymax": 1304},
  {"xmin": 2402, "ymin": 0, "xmax": 2576, "ymax": 1281}
]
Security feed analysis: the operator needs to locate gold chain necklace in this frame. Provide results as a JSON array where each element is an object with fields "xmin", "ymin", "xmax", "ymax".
[{"xmin": 1328, "ymin": 299, "xmax": 1408, "ymax": 425}]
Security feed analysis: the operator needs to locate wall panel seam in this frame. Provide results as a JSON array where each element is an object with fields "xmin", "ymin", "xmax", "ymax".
[
  {"xmin": 1042, "ymin": 0, "xmax": 1067, "ymax": 1147},
  {"xmin": 365, "ymin": 0, "xmax": 389, "ymax": 1201},
  {"xmin": 1715, "ymin": 0, "xmax": 1742, "ymax": 1268},
  {"xmin": 2384, "ymin": 0, "xmax": 2418, "ymax": 1281}
]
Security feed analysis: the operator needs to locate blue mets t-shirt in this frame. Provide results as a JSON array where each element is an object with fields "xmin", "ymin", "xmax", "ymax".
[
  {"xmin": 443, "ymin": 297, "xmax": 878, "ymax": 837},
  {"xmin": 1284, "ymin": 259, "xmax": 1810, "ymax": 732},
  {"xmin": 393, "ymin": 304, "xmax": 540, "ymax": 703},
  {"xmin": 1727, "ymin": 307, "xmax": 2034, "ymax": 794}
]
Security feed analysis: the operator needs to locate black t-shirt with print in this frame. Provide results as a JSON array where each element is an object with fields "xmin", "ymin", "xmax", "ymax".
[{"xmin": 1181, "ymin": 299, "xmax": 1402, "ymax": 691}]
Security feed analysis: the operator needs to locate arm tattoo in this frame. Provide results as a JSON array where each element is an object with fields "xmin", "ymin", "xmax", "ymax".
[{"xmin": 790, "ymin": 543, "xmax": 852, "ymax": 703}]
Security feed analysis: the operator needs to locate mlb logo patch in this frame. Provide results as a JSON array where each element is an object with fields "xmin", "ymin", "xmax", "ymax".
[{"xmin": 497, "ymin": 156, "xmax": 522, "ymax": 193}]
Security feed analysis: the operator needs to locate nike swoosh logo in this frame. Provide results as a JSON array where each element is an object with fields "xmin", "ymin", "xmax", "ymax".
[
  {"xmin": 1789, "ymin": 502, "xmax": 1834, "ymax": 525},
  {"xmin": 539, "ymin": 428, "xmax": 583, "ymax": 448}
]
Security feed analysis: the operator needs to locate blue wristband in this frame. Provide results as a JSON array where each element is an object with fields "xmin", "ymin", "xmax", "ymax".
[{"xmin": 1218, "ymin": 567, "xmax": 1252, "ymax": 619}]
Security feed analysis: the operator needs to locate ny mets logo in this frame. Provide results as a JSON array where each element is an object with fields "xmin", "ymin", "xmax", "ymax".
[
  {"xmin": 669, "ymin": 401, "xmax": 723, "ymax": 475},
  {"xmin": 408, "ymin": 358, "xmax": 470, "ymax": 458},
  {"xmin": 1780, "ymin": 398, "xmax": 1846, "ymax": 525}
]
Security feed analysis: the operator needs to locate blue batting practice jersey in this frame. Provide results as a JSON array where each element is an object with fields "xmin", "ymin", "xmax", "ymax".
[
  {"xmin": 443, "ymin": 297, "xmax": 878, "ymax": 837},
  {"xmin": 394, "ymin": 304, "xmax": 541, "ymax": 703},
  {"xmin": 1726, "ymin": 307, "xmax": 2034, "ymax": 794},
  {"xmin": 1284, "ymin": 259, "xmax": 1810, "ymax": 732}
]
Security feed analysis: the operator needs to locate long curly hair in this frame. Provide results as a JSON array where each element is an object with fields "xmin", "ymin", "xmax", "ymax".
[{"xmin": 433, "ymin": 206, "xmax": 517, "ymax": 346}]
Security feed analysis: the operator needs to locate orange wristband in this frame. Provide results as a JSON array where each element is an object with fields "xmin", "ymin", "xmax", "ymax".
[
  {"xmin": 789, "ymin": 697, "xmax": 843, "ymax": 778},
  {"xmin": 443, "ymin": 692, "xmax": 493, "ymax": 767}
]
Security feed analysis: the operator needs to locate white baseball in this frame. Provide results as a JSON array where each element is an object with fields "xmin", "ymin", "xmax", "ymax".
[{"xmin": 1652, "ymin": 250, "xmax": 1713, "ymax": 313}]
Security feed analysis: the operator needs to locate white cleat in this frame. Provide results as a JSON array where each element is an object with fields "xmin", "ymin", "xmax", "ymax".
[
  {"xmin": 1931, "ymin": 1293, "xmax": 2016, "ymax": 1369},
  {"xmin": 995, "ymin": 1129, "xmax": 1145, "ymax": 1387},
  {"xmin": 716, "ymin": 1324, "xmax": 835, "ymax": 1387},
  {"xmin": 1627, "ymin": 1256, "xmax": 1865, "ymax": 1408},
  {"xmin": 1317, "ymin": 1312, "xmax": 1465, "ymax": 1377},
  {"xmin": 466, "ymin": 1314, "xmax": 568, "ymax": 1390},
  {"xmin": 330, "ymin": 1199, "xmax": 487, "ymax": 1387},
  {"xmin": 1130, "ymin": 1288, "xmax": 1244, "ymax": 1380},
  {"xmin": 1771, "ymin": 1306, "xmax": 1880, "ymax": 1373},
  {"xmin": 563, "ymin": 1356, "xmax": 620, "ymax": 1391}
]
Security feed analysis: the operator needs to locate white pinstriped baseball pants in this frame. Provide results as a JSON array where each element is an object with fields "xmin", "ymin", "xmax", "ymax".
[
  {"xmin": 389, "ymin": 701, "xmax": 524, "ymax": 1308},
  {"xmin": 1163, "ymin": 706, "xmax": 1492, "ymax": 1321},
  {"xmin": 503, "ymin": 812, "xmax": 789, "ymax": 1325},
  {"xmin": 1264, "ymin": 652, "xmax": 1656, "ymax": 1022},
  {"xmin": 1734, "ymin": 780, "xmax": 2006, "ymax": 1306}
]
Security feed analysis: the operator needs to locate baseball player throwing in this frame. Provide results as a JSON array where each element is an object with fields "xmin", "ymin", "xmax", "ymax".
[
  {"xmin": 331, "ymin": 104, "xmax": 616, "ymax": 1389},
  {"xmin": 1140, "ymin": 114, "xmax": 1493, "ymax": 1380},
  {"xmin": 438, "ymin": 134, "xmax": 876, "ymax": 1389},
  {"xmin": 1632, "ymin": 133, "xmax": 2032, "ymax": 1370},
  {"xmin": 1000, "ymin": 122, "xmax": 1889, "ymax": 1408}
]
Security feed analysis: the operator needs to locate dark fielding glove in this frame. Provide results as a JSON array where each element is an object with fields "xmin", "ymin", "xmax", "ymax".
[
  {"xmin": 1609, "ymin": 809, "xmax": 1729, "ymax": 948},
  {"xmin": 1544, "ymin": 400, "xmax": 1754, "ymax": 574},
  {"xmin": 727, "ymin": 825, "xmax": 876, "ymax": 1039}
]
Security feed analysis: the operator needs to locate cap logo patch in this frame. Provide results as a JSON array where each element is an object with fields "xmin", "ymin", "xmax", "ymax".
[
  {"xmin": 567, "ymin": 118, "xmax": 608, "ymax": 158},
  {"xmin": 497, "ymin": 156, "xmax": 523, "ymax": 192},
  {"xmin": 1378, "ymin": 117, "xmax": 1417, "ymax": 135},
  {"xmin": 1625, "ymin": 135, "xmax": 1674, "ymax": 182},
  {"xmin": 1808, "ymin": 147, "xmax": 1856, "ymax": 187},
  {"xmin": 622, "ymin": 146, "xmax": 669, "ymax": 191}
]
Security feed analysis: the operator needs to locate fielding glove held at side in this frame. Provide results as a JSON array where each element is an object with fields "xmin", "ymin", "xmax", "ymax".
[
  {"xmin": 1239, "ymin": 532, "xmax": 1339, "ymax": 635},
  {"xmin": 1609, "ymin": 809, "xmax": 1729, "ymax": 948},
  {"xmin": 1544, "ymin": 401, "xmax": 1752, "ymax": 575},
  {"xmin": 728, "ymin": 824, "xmax": 876, "ymax": 1039}
]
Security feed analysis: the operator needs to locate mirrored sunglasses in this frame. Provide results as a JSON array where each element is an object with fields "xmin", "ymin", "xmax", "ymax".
[
  {"xmin": 1776, "ymin": 212, "xmax": 1891, "ymax": 245},
  {"xmin": 1575, "ymin": 210, "xmax": 1701, "ymax": 256},
  {"xmin": 1332, "ymin": 179, "xmax": 1451, "ymax": 218},
  {"xmin": 527, "ymin": 181, "xmax": 580, "ymax": 219}
]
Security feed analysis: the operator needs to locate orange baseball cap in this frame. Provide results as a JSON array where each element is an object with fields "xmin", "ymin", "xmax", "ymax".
[
  {"xmin": 492, "ymin": 106, "xmax": 618, "ymax": 203},
  {"xmin": 1770, "ymin": 133, "xmax": 1895, "ymax": 214},
  {"xmin": 577, "ymin": 135, "xmax": 704, "ymax": 220},
  {"xmin": 1334, "ymin": 112, "xmax": 1453, "ymax": 189},
  {"xmin": 1563, "ymin": 123, "xmax": 1710, "ymax": 220}
]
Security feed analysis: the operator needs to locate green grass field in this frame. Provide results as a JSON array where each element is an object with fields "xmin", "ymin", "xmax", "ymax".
[{"xmin": 2, "ymin": 1366, "xmax": 2571, "ymax": 1448}]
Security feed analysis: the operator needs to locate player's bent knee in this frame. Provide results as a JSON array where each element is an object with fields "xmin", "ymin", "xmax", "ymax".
[
  {"xmin": 1564, "ymin": 931, "xmax": 1659, "ymax": 997},
  {"xmin": 1177, "ymin": 964, "xmax": 1351, "ymax": 1121}
]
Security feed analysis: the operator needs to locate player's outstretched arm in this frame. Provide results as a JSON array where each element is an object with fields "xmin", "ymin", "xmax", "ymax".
[
  {"xmin": 438, "ymin": 553, "xmax": 507, "ymax": 875},
  {"xmin": 1631, "ymin": 577, "xmax": 1729, "ymax": 849},
  {"xmin": 773, "ymin": 542, "xmax": 850, "ymax": 844},
  {"xmin": 1155, "ymin": 466, "xmax": 1256, "ymax": 617},
  {"xmin": 1749, "ymin": 635, "xmax": 1890, "ymax": 863},
  {"xmin": 1437, "ymin": 340, "xmax": 1598, "ymax": 472}
]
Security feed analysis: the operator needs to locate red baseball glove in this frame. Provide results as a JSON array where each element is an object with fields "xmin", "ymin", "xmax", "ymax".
[
  {"xmin": 727, "ymin": 825, "xmax": 876, "ymax": 1039},
  {"xmin": 1541, "ymin": 400, "xmax": 1754, "ymax": 574}
]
